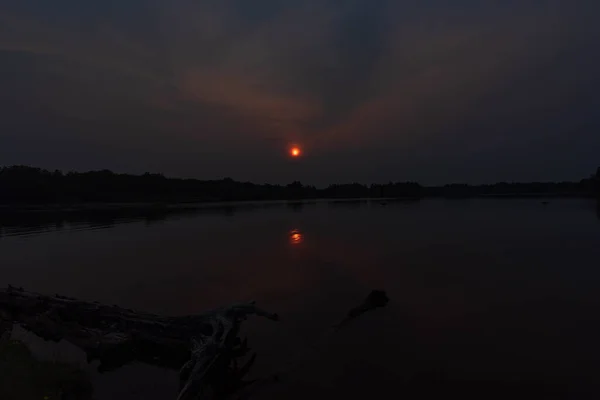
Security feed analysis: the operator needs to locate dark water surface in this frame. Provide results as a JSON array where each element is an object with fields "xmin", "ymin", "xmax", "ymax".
[{"xmin": 2, "ymin": 199, "xmax": 600, "ymax": 399}]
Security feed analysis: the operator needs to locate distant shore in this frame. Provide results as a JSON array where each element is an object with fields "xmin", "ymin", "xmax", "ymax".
[
  {"xmin": 0, "ymin": 194, "xmax": 596, "ymax": 216},
  {"xmin": 1, "ymin": 165, "xmax": 598, "ymax": 211},
  {"xmin": 0, "ymin": 197, "xmax": 400, "ymax": 214}
]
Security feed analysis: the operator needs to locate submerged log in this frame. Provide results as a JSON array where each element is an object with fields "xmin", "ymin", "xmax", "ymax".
[
  {"xmin": 0, "ymin": 286, "xmax": 279, "ymax": 399},
  {"xmin": 0, "ymin": 286, "xmax": 388, "ymax": 399}
]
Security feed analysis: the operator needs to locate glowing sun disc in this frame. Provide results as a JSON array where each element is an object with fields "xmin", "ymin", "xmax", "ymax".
[{"xmin": 290, "ymin": 147, "xmax": 301, "ymax": 157}]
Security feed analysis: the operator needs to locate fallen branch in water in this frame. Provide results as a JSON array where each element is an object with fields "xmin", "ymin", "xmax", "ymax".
[
  {"xmin": 233, "ymin": 290, "xmax": 391, "ymax": 399},
  {"xmin": 333, "ymin": 290, "xmax": 390, "ymax": 331},
  {"xmin": 0, "ymin": 286, "xmax": 388, "ymax": 400},
  {"xmin": 0, "ymin": 286, "xmax": 278, "ymax": 399}
]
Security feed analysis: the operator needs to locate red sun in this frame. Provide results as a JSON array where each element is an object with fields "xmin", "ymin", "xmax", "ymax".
[{"xmin": 290, "ymin": 146, "xmax": 301, "ymax": 157}]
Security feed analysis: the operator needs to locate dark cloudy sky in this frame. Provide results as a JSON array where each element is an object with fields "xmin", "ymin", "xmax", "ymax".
[{"xmin": 1, "ymin": 1, "xmax": 599, "ymax": 185}]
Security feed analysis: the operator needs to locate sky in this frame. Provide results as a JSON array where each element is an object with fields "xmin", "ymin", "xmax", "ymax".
[{"xmin": 1, "ymin": 0, "xmax": 599, "ymax": 185}]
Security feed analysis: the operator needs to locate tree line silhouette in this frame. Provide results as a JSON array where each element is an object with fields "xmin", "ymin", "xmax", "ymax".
[{"xmin": 0, "ymin": 165, "xmax": 598, "ymax": 206}]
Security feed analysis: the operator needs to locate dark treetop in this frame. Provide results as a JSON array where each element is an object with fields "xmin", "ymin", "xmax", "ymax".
[{"xmin": 0, "ymin": 165, "xmax": 598, "ymax": 206}]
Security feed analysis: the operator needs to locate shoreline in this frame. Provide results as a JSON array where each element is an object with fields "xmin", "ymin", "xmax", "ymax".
[
  {"xmin": 0, "ymin": 193, "xmax": 597, "ymax": 214},
  {"xmin": 0, "ymin": 197, "xmax": 410, "ymax": 214}
]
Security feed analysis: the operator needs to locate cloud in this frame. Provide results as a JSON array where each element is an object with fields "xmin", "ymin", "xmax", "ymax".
[
  {"xmin": 1, "ymin": 0, "xmax": 599, "ymax": 182},
  {"xmin": 317, "ymin": 3, "xmax": 574, "ymax": 147}
]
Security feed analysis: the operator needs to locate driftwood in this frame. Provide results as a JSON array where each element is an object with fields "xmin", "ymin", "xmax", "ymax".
[
  {"xmin": 0, "ymin": 286, "xmax": 388, "ymax": 399},
  {"xmin": 0, "ymin": 286, "xmax": 279, "ymax": 399}
]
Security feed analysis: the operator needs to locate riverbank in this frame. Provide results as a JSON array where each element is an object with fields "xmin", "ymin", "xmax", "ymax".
[
  {"xmin": 2, "ymin": 165, "xmax": 597, "ymax": 209},
  {"xmin": 0, "ymin": 197, "xmax": 417, "ymax": 214},
  {"xmin": 2, "ymin": 192, "xmax": 599, "ymax": 215}
]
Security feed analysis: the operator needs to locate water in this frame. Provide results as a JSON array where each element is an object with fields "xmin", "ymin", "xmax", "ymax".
[{"xmin": 1, "ymin": 199, "xmax": 600, "ymax": 399}]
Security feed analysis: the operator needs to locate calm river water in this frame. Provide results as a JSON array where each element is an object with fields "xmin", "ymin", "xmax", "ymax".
[{"xmin": 1, "ymin": 199, "xmax": 600, "ymax": 399}]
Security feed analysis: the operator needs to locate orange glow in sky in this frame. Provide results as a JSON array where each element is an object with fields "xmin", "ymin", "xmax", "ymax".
[{"xmin": 290, "ymin": 146, "xmax": 301, "ymax": 157}]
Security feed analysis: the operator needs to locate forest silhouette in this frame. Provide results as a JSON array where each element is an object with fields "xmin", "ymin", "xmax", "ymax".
[{"xmin": 0, "ymin": 165, "xmax": 598, "ymax": 206}]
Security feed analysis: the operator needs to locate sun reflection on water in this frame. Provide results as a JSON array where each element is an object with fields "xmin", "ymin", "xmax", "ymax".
[{"xmin": 289, "ymin": 229, "xmax": 303, "ymax": 245}]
